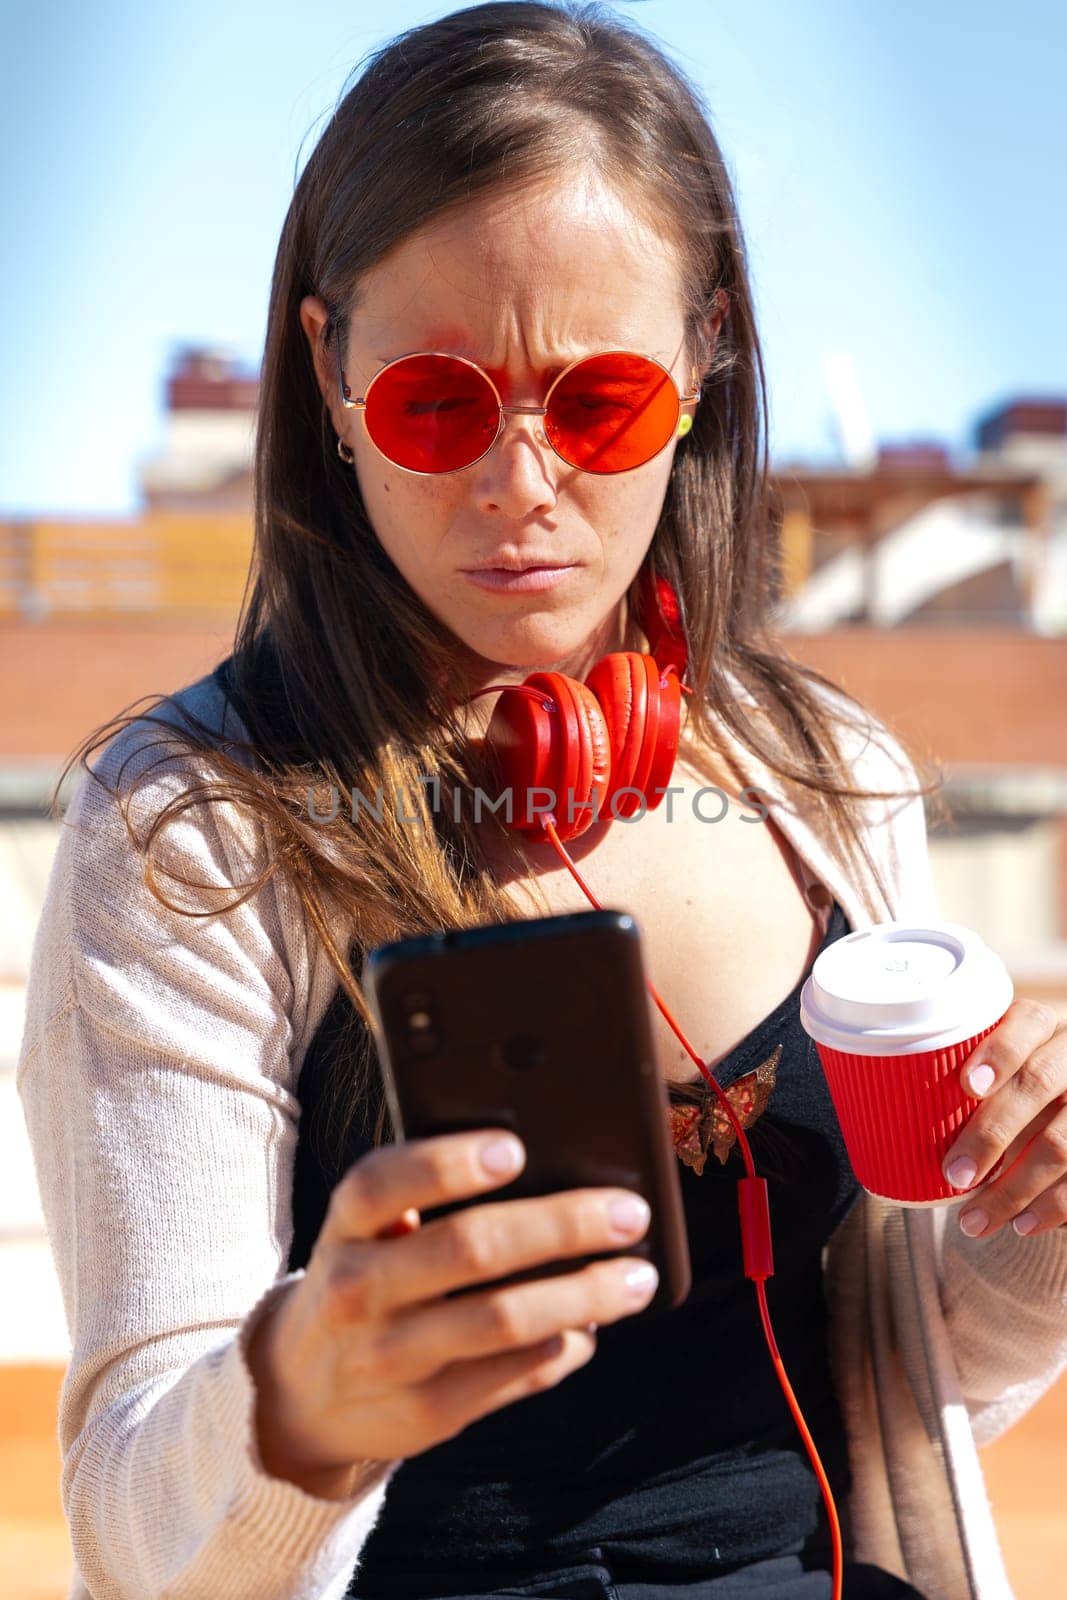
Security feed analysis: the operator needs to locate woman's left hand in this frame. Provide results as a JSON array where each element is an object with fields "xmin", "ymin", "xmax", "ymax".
[{"xmin": 942, "ymin": 998, "xmax": 1067, "ymax": 1239}]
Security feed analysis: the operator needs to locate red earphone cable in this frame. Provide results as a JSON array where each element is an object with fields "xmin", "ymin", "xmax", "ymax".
[{"xmin": 537, "ymin": 812, "xmax": 844, "ymax": 1600}]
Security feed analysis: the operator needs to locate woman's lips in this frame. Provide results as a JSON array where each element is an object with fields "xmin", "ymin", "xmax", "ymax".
[{"xmin": 460, "ymin": 564, "xmax": 578, "ymax": 593}]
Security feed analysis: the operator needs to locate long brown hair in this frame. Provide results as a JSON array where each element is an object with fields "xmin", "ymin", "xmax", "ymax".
[{"xmin": 59, "ymin": 0, "xmax": 944, "ymax": 1152}]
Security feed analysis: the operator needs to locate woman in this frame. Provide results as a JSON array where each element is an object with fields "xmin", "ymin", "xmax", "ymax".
[{"xmin": 17, "ymin": 5, "xmax": 1067, "ymax": 1599}]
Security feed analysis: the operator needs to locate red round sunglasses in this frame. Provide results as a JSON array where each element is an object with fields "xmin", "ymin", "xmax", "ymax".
[{"xmin": 336, "ymin": 343, "xmax": 701, "ymax": 476}]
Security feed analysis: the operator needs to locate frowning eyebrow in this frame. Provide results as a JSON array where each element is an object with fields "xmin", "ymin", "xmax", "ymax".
[
  {"xmin": 371, "ymin": 345, "xmax": 666, "ymax": 375},
  {"xmin": 374, "ymin": 351, "xmax": 573, "ymax": 375}
]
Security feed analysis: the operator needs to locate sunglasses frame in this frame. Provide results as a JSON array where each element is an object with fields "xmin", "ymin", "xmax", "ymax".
[{"xmin": 335, "ymin": 343, "xmax": 701, "ymax": 476}]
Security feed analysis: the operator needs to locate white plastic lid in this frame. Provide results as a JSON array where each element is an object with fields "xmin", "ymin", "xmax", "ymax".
[{"xmin": 799, "ymin": 919, "xmax": 1013, "ymax": 1056}]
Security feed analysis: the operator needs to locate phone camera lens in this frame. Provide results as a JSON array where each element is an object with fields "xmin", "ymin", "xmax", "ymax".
[
  {"xmin": 403, "ymin": 990, "xmax": 433, "ymax": 1011},
  {"xmin": 400, "ymin": 990, "xmax": 438, "ymax": 1055},
  {"xmin": 497, "ymin": 1033, "xmax": 548, "ymax": 1073}
]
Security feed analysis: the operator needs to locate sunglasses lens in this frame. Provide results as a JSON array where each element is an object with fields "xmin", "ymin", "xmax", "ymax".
[
  {"xmin": 365, "ymin": 355, "xmax": 500, "ymax": 472},
  {"xmin": 546, "ymin": 353, "xmax": 679, "ymax": 473}
]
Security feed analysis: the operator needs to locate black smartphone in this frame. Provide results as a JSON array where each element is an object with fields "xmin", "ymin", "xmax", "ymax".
[{"xmin": 363, "ymin": 908, "xmax": 691, "ymax": 1319}]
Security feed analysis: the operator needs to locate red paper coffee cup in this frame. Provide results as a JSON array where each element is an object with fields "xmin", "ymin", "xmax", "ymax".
[{"xmin": 799, "ymin": 920, "xmax": 1013, "ymax": 1205}]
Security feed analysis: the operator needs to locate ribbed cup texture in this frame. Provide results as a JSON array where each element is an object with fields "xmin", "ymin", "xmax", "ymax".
[{"xmin": 815, "ymin": 1015, "xmax": 1007, "ymax": 1203}]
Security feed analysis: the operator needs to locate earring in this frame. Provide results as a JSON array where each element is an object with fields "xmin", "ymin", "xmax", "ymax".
[
  {"xmin": 337, "ymin": 436, "xmax": 355, "ymax": 465},
  {"xmin": 677, "ymin": 415, "xmax": 693, "ymax": 439}
]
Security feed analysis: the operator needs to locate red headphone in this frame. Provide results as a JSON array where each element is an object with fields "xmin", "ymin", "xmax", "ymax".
[{"xmin": 469, "ymin": 566, "xmax": 691, "ymax": 843}]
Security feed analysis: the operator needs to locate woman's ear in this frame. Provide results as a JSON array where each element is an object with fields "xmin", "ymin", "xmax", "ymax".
[
  {"xmin": 709, "ymin": 286, "xmax": 727, "ymax": 341},
  {"xmin": 702, "ymin": 288, "xmax": 727, "ymax": 361},
  {"xmin": 300, "ymin": 295, "xmax": 348, "ymax": 439},
  {"xmin": 693, "ymin": 288, "xmax": 728, "ymax": 387}
]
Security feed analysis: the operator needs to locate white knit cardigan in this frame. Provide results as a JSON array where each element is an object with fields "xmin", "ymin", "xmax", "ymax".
[{"xmin": 16, "ymin": 668, "xmax": 1067, "ymax": 1600}]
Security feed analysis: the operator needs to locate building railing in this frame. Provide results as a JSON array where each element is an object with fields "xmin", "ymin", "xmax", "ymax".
[{"xmin": 0, "ymin": 515, "xmax": 255, "ymax": 618}]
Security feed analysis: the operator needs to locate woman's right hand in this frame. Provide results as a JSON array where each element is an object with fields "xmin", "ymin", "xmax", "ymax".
[{"xmin": 247, "ymin": 1130, "xmax": 656, "ymax": 1493}]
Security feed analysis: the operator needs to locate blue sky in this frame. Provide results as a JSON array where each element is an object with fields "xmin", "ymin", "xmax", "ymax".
[{"xmin": 2, "ymin": 0, "xmax": 1065, "ymax": 517}]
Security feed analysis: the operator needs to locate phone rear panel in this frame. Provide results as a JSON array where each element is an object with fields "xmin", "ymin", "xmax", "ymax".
[{"xmin": 364, "ymin": 909, "xmax": 691, "ymax": 1311}]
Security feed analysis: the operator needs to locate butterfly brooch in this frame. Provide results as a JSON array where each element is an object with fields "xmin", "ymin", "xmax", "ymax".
[{"xmin": 667, "ymin": 1044, "xmax": 782, "ymax": 1176}]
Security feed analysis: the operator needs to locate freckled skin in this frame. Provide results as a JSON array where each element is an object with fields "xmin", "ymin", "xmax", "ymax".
[{"xmin": 300, "ymin": 170, "xmax": 719, "ymax": 731}]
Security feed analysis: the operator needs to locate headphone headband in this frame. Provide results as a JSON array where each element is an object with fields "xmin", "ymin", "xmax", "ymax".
[{"xmin": 632, "ymin": 567, "xmax": 689, "ymax": 682}]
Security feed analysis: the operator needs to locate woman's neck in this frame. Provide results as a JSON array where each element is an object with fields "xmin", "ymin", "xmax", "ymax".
[{"xmin": 455, "ymin": 599, "xmax": 644, "ymax": 740}]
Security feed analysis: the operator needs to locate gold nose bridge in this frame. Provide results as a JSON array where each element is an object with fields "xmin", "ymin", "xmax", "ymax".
[
  {"xmin": 497, "ymin": 403, "xmax": 549, "ymax": 443},
  {"xmin": 489, "ymin": 403, "xmax": 547, "ymax": 448}
]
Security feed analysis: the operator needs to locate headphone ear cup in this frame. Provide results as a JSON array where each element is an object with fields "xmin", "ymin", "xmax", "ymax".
[
  {"xmin": 586, "ymin": 652, "xmax": 681, "ymax": 820},
  {"xmin": 627, "ymin": 652, "xmax": 684, "ymax": 815},
  {"xmin": 644, "ymin": 663, "xmax": 683, "ymax": 804},
  {"xmin": 533, "ymin": 670, "xmax": 588, "ymax": 842},
  {"xmin": 626, "ymin": 653, "xmax": 663, "ymax": 806},
  {"xmin": 483, "ymin": 669, "xmax": 585, "ymax": 838},
  {"xmin": 482, "ymin": 677, "xmax": 557, "ymax": 837},
  {"xmin": 585, "ymin": 652, "xmax": 648, "ymax": 819},
  {"xmin": 563, "ymin": 675, "xmax": 612, "ymax": 842},
  {"xmin": 527, "ymin": 672, "xmax": 582, "ymax": 825}
]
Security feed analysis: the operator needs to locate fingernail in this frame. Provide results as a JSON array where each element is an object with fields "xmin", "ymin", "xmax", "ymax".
[
  {"xmin": 480, "ymin": 1136, "xmax": 524, "ymax": 1175},
  {"xmin": 967, "ymin": 1064, "xmax": 996, "ymax": 1097},
  {"xmin": 959, "ymin": 1207, "xmax": 988, "ymax": 1237},
  {"xmin": 624, "ymin": 1263, "xmax": 659, "ymax": 1298},
  {"xmin": 609, "ymin": 1195, "xmax": 651, "ymax": 1237},
  {"xmin": 946, "ymin": 1156, "xmax": 978, "ymax": 1189},
  {"xmin": 1013, "ymin": 1212, "xmax": 1039, "ymax": 1236}
]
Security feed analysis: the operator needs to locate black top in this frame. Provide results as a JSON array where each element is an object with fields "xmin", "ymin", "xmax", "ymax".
[{"xmin": 287, "ymin": 896, "xmax": 862, "ymax": 1595}]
